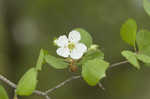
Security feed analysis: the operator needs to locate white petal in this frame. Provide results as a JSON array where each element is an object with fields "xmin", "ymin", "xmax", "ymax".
[
  {"xmin": 68, "ymin": 30, "xmax": 81, "ymax": 43},
  {"xmin": 70, "ymin": 49, "xmax": 84, "ymax": 59},
  {"xmin": 56, "ymin": 47, "xmax": 70, "ymax": 58},
  {"xmin": 75, "ymin": 43, "xmax": 87, "ymax": 53},
  {"xmin": 55, "ymin": 35, "xmax": 68, "ymax": 47}
]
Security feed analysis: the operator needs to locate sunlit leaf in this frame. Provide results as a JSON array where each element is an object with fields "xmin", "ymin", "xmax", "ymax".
[
  {"xmin": 0, "ymin": 85, "xmax": 9, "ymax": 99},
  {"xmin": 136, "ymin": 30, "xmax": 150, "ymax": 56},
  {"xmin": 74, "ymin": 28, "xmax": 93, "ymax": 48},
  {"xmin": 36, "ymin": 49, "xmax": 48, "ymax": 71},
  {"xmin": 82, "ymin": 58, "xmax": 109, "ymax": 86},
  {"xmin": 120, "ymin": 19, "xmax": 137, "ymax": 47},
  {"xmin": 79, "ymin": 49, "xmax": 104, "ymax": 65},
  {"xmin": 136, "ymin": 30, "xmax": 150, "ymax": 51},
  {"xmin": 136, "ymin": 54, "xmax": 150, "ymax": 64},
  {"xmin": 16, "ymin": 68, "xmax": 38, "ymax": 96},
  {"xmin": 139, "ymin": 46, "xmax": 150, "ymax": 57},
  {"xmin": 121, "ymin": 50, "xmax": 140, "ymax": 69},
  {"xmin": 143, "ymin": 0, "xmax": 150, "ymax": 16},
  {"xmin": 45, "ymin": 55, "xmax": 68, "ymax": 69}
]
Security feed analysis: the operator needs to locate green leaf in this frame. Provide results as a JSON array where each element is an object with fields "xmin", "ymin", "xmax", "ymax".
[
  {"xmin": 120, "ymin": 19, "xmax": 137, "ymax": 47},
  {"xmin": 140, "ymin": 46, "xmax": 150, "ymax": 57},
  {"xmin": 136, "ymin": 30, "xmax": 150, "ymax": 56},
  {"xmin": 82, "ymin": 58, "xmax": 109, "ymax": 86},
  {"xmin": 136, "ymin": 29, "xmax": 150, "ymax": 65},
  {"xmin": 136, "ymin": 54, "xmax": 150, "ymax": 64},
  {"xmin": 0, "ymin": 85, "xmax": 9, "ymax": 99},
  {"xmin": 136, "ymin": 30, "xmax": 150, "ymax": 51},
  {"xmin": 143, "ymin": 0, "xmax": 150, "ymax": 16},
  {"xmin": 16, "ymin": 68, "xmax": 38, "ymax": 96},
  {"xmin": 74, "ymin": 28, "xmax": 93, "ymax": 48},
  {"xmin": 45, "ymin": 55, "xmax": 68, "ymax": 69},
  {"xmin": 36, "ymin": 49, "xmax": 48, "ymax": 71},
  {"xmin": 121, "ymin": 50, "xmax": 140, "ymax": 69},
  {"xmin": 79, "ymin": 49, "xmax": 104, "ymax": 65}
]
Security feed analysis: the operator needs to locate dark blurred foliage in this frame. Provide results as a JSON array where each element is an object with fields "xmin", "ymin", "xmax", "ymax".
[{"xmin": 1, "ymin": 0, "xmax": 150, "ymax": 99}]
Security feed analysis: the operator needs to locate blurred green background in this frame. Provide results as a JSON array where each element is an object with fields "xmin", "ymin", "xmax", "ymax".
[{"xmin": 1, "ymin": 0, "xmax": 150, "ymax": 99}]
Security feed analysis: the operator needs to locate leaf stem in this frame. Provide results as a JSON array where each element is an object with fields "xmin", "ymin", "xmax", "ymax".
[{"xmin": 45, "ymin": 76, "xmax": 81, "ymax": 94}]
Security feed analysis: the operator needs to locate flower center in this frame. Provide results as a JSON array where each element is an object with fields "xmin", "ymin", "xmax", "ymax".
[{"xmin": 68, "ymin": 43, "xmax": 75, "ymax": 51}]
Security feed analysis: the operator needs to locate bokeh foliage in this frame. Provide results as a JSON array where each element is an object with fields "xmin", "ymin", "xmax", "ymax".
[{"xmin": 1, "ymin": 0, "xmax": 150, "ymax": 99}]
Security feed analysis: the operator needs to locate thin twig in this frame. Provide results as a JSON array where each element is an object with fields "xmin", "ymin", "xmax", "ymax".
[
  {"xmin": 45, "ymin": 75, "xmax": 81, "ymax": 94},
  {"xmin": 98, "ymin": 83, "xmax": 105, "ymax": 90},
  {"xmin": 98, "ymin": 60, "xmax": 128, "ymax": 90},
  {"xmin": 33, "ymin": 90, "xmax": 46, "ymax": 96},
  {"xmin": 0, "ymin": 74, "xmax": 81, "ymax": 99},
  {"xmin": 45, "ymin": 95, "xmax": 51, "ymax": 99},
  {"xmin": 0, "ymin": 74, "xmax": 51, "ymax": 99},
  {"xmin": 0, "ymin": 60, "xmax": 128, "ymax": 99},
  {"xmin": 0, "ymin": 74, "xmax": 16, "ymax": 88},
  {"xmin": 109, "ymin": 60, "xmax": 128, "ymax": 68}
]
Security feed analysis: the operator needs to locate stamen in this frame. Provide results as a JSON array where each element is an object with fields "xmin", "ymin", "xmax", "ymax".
[{"xmin": 68, "ymin": 43, "xmax": 75, "ymax": 50}]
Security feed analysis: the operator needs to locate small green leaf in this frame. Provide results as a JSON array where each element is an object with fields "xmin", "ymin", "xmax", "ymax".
[
  {"xmin": 136, "ymin": 54, "xmax": 150, "ymax": 64},
  {"xmin": 120, "ymin": 19, "xmax": 137, "ymax": 47},
  {"xmin": 36, "ymin": 49, "xmax": 48, "ymax": 71},
  {"xmin": 45, "ymin": 55, "xmax": 68, "ymax": 69},
  {"xmin": 136, "ymin": 30, "xmax": 150, "ymax": 67},
  {"xmin": 121, "ymin": 50, "xmax": 140, "ymax": 69},
  {"xmin": 89, "ymin": 44, "xmax": 99, "ymax": 50},
  {"xmin": 0, "ymin": 85, "xmax": 9, "ymax": 99},
  {"xmin": 136, "ymin": 30, "xmax": 150, "ymax": 51},
  {"xmin": 143, "ymin": 0, "xmax": 150, "ymax": 16},
  {"xmin": 139, "ymin": 46, "xmax": 150, "ymax": 57},
  {"xmin": 136, "ymin": 30, "xmax": 150, "ymax": 57},
  {"xmin": 82, "ymin": 58, "xmax": 109, "ymax": 86},
  {"xmin": 16, "ymin": 68, "xmax": 38, "ymax": 96},
  {"xmin": 79, "ymin": 49, "xmax": 104, "ymax": 65},
  {"xmin": 74, "ymin": 28, "xmax": 93, "ymax": 48}
]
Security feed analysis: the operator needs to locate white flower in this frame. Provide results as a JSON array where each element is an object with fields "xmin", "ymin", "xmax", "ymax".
[{"xmin": 54, "ymin": 30, "xmax": 87, "ymax": 59}]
